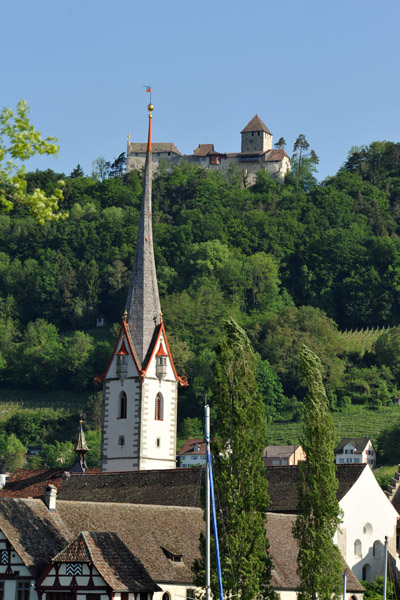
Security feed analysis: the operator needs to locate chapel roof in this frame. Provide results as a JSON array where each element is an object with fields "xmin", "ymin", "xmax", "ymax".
[
  {"xmin": 265, "ymin": 464, "xmax": 367, "ymax": 513},
  {"xmin": 241, "ymin": 114, "xmax": 272, "ymax": 135},
  {"xmin": 53, "ymin": 531, "xmax": 161, "ymax": 592},
  {"xmin": 267, "ymin": 513, "xmax": 363, "ymax": 592}
]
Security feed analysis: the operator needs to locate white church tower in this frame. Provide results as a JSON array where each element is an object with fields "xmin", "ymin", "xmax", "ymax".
[{"xmin": 100, "ymin": 104, "xmax": 186, "ymax": 472}]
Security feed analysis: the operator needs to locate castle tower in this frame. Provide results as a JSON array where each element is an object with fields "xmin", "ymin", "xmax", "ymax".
[
  {"xmin": 241, "ymin": 114, "xmax": 273, "ymax": 153},
  {"xmin": 100, "ymin": 104, "xmax": 184, "ymax": 472}
]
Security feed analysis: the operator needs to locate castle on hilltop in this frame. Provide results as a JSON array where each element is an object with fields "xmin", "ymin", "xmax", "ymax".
[{"xmin": 126, "ymin": 114, "xmax": 291, "ymax": 184}]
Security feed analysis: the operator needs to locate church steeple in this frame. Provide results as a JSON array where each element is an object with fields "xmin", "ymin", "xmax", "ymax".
[
  {"xmin": 72, "ymin": 419, "xmax": 89, "ymax": 473},
  {"xmin": 125, "ymin": 103, "xmax": 161, "ymax": 367}
]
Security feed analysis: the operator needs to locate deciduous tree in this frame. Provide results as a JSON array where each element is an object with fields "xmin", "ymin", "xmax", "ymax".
[{"xmin": 0, "ymin": 100, "xmax": 65, "ymax": 223}]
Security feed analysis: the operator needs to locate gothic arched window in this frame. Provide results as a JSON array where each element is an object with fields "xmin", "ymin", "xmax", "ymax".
[
  {"xmin": 119, "ymin": 391, "xmax": 127, "ymax": 419},
  {"xmin": 354, "ymin": 539, "xmax": 362, "ymax": 557},
  {"xmin": 155, "ymin": 392, "xmax": 164, "ymax": 421}
]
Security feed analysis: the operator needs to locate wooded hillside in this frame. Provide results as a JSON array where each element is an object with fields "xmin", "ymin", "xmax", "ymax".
[{"xmin": 2, "ymin": 141, "xmax": 400, "ymax": 467}]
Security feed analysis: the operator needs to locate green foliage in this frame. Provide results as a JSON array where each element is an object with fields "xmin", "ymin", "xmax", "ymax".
[
  {"xmin": 85, "ymin": 429, "xmax": 101, "ymax": 468},
  {"xmin": 361, "ymin": 576, "xmax": 395, "ymax": 600},
  {"xmin": 0, "ymin": 432, "xmax": 27, "ymax": 472},
  {"xmin": 293, "ymin": 345, "xmax": 343, "ymax": 600},
  {"xmin": 201, "ymin": 318, "xmax": 272, "ymax": 600},
  {"xmin": 40, "ymin": 440, "xmax": 75, "ymax": 468},
  {"xmin": 0, "ymin": 100, "xmax": 65, "ymax": 223}
]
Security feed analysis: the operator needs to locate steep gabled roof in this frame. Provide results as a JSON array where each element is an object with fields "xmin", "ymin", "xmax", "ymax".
[
  {"xmin": 335, "ymin": 437, "xmax": 372, "ymax": 454},
  {"xmin": 241, "ymin": 115, "xmax": 272, "ymax": 135},
  {"xmin": 53, "ymin": 531, "xmax": 160, "ymax": 592}
]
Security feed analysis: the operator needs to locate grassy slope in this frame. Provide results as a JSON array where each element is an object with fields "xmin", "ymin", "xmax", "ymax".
[{"xmin": 268, "ymin": 405, "xmax": 400, "ymax": 446}]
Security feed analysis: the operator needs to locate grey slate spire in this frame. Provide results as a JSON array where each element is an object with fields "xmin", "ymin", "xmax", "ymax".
[{"xmin": 125, "ymin": 104, "xmax": 161, "ymax": 367}]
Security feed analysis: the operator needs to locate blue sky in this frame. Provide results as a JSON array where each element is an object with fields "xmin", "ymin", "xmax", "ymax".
[{"xmin": 1, "ymin": 0, "xmax": 399, "ymax": 181}]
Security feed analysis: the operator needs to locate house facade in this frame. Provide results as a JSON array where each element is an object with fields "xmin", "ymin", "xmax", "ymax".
[
  {"xmin": 126, "ymin": 114, "xmax": 290, "ymax": 185},
  {"xmin": 335, "ymin": 438, "xmax": 376, "ymax": 467},
  {"xmin": 177, "ymin": 439, "xmax": 206, "ymax": 468},
  {"xmin": 263, "ymin": 445, "xmax": 306, "ymax": 467}
]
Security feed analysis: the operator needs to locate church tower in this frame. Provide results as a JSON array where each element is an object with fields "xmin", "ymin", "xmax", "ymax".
[{"xmin": 100, "ymin": 104, "xmax": 185, "ymax": 472}]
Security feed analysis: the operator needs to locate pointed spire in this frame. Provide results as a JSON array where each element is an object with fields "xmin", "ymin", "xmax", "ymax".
[
  {"xmin": 125, "ymin": 103, "xmax": 161, "ymax": 366},
  {"xmin": 75, "ymin": 419, "xmax": 89, "ymax": 472}
]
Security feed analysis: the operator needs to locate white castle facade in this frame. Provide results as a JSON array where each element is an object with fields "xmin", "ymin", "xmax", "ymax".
[{"xmin": 126, "ymin": 114, "xmax": 290, "ymax": 185}]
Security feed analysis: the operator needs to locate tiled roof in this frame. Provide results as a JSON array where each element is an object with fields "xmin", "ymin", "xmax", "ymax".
[
  {"xmin": 193, "ymin": 144, "xmax": 214, "ymax": 157},
  {"xmin": 0, "ymin": 469, "xmax": 65, "ymax": 498},
  {"xmin": 266, "ymin": 464, "xmax": 367, "ymax": 513},
  {"xmin": 335, "ymin": 437, "xmax": 372, "ymax": 454},
  {"xmin": 0, "ymin": 498, "xmax": 362, "ymax": 592},
  {"xmin": 241, "ymin": 115, "xmax": 272, "ymax": 135},
  {"xmin": 177, "ymin": 439, "xmax": 206, "ymax": 456},
  {"xmin": 58, "ymin": 468, "xmax": 204, "ymax": 506},
  {"xmin": 267, "ymin": 513, "xmax": 363, "ymax": 592},
  {"xmin": 0, "ymin": 498, "xmax": 203, "ymax": 584},
  {"xmin": 54, "ymin": 531, "xmax": 161, "ymax": 592},
  {"xmin": 128, "ymin": 143, "xmax": 181, "ymax": 155},
  {"xmin": 264, "ymin": 148, "xmax": 290, "ymax": 161}
]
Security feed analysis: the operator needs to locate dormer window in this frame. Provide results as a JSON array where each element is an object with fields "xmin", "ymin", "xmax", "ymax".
[
  {"xmin": 161, "ymin": 547, "xmax": 183, "ymax": 563},
  {"xmin": 194, "ymin": 445, "xmax": 200, "ymax": 452}
]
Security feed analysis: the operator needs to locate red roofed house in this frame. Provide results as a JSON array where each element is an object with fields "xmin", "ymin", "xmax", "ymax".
[{"xmin": 177, "ymin": 439, "xmax": 206, "ymax": 468}]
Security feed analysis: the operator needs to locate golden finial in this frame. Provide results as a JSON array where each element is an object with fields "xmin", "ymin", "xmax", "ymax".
[
  {"xmin": 127, "ymin": 133, "xmax": 131, "ymax": 140},
  {"xmin": 159, "ymin": 311, "xmax": 163, "ymax": 323},
  {"xmin": 123, "ymin": 309, "xmax": 128, "ymax": 321},
  {"xmin": 147, "ymin": 103, "xmax": 154, "ymax": 117}
]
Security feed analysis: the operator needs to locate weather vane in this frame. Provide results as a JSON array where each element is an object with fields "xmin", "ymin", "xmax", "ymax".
[{"xmin": 143, "ymin": 84, "xmax": 152, "ymax": 104}]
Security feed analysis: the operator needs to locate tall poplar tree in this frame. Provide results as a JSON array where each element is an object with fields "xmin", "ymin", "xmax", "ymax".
[
  {"xmin": 293, "ymin": 345, "xmax": 343, "ymax": 600},
  {"xmin": 209, "ymin": 317, "xmax": 272, "ymax": 600}
]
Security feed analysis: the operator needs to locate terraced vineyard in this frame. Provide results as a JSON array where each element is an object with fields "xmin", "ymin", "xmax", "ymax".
[
  {"xmin": 268, "ymin": 405, "xmax": 400, "ymax": 445},
  {"xmin": 338, "ymin": 326, "xmax": 390, "ymax": 355}
]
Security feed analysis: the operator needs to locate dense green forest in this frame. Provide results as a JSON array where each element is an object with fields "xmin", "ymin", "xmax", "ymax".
[{"xmin": 2, "ymin": 140, "xmax": 400, "ymax": 469}]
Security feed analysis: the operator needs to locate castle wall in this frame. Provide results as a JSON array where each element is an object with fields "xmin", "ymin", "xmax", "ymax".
[{"xmin": 126, "ymin": 153, "xmax": 289, "ymax": 185}]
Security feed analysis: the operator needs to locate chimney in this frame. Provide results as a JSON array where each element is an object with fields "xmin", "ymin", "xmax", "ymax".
[{"xmin": 44, "ymin": 485, "xmax": 57, "ymax": 511}]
